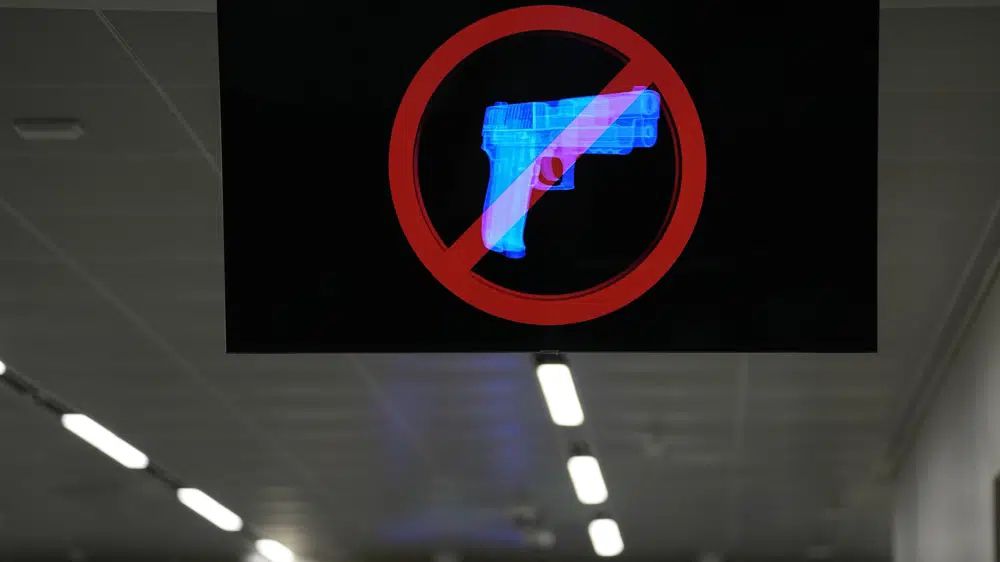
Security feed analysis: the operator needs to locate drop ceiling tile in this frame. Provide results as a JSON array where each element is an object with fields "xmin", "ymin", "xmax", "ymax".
[{"xmin": 0, "ymin": 8, "xmax": 145, "ymax": 86}]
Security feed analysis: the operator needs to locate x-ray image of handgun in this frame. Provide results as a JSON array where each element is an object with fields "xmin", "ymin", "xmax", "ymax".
[{"xmin": 480, "ymin": 87, "xmax": 660, "ymax": 258}]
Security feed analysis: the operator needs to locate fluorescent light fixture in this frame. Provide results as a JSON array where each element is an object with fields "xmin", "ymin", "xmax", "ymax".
[
  {"xmin": 535, "ymin": 362, "xmax": 584, "ymax": 426},
  {"xmin": 256, "ymin": 539, "xmax": 295, "ymax": 562},
  {"xmin": 13, "ymin": 118, "xmax": 84, "ymax": 141},
  {"xmin": 60, "ymin": 413, "xmax": 149, "ymax": 469},
  {"xmin": 567, "ymin": 455, "xmax": 608, "ymax": 504},
  {"xmin": 177, "ymin": 488, "xmax": 243, "ymax": 532},
  {"xmin": 588, "ymin": 518, "xmax": 624, "ymax": 557},
  {"xmin": 0, "ymin": 358, "xmax": 6, "ymax": 375}
]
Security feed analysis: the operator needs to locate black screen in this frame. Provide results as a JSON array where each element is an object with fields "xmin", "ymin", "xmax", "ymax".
[{"xmin": 219, "ymin": 1, "xmax": 878, "ymax": 352}]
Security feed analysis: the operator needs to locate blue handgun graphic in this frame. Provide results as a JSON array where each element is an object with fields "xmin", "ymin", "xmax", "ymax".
[{"xmin": 480, "ymin": 87, "xmax": 660, "ymax": 258}]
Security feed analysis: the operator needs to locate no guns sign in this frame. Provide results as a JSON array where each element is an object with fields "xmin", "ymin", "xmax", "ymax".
[
  {"xmin": 388, "ymin": 5, "xmax": 707, "ymax": 326},
  {"xmin": 220, "ymin": 1, "xmax": 877, "ymax": 352}
]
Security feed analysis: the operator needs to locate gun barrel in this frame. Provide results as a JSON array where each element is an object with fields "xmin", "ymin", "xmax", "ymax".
[{"xmin": 482, "ymin": 88, "xmax": 660, "ymax": 153}]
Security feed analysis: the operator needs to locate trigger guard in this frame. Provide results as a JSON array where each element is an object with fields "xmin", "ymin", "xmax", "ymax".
[{"xmin": 548, "ymin": 163, "xmax": 575, "ymax": 191}]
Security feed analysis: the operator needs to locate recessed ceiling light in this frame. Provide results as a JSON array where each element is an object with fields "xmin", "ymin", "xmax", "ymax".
[
  {"xmin": 567, "ymin": 455, "xmax": 609, "ymax": 505},
  {"xmin": 177, "ymin": 488, "xmax": 243, "ymax": 532},
  {"xmin": 61, "ymin": 413, "xmax": 149, "ymax": 469},
  {"xmin": 255, "ymin": 539, "xmax": 295, "ymax": 562},
  {"xmin": 13, "ymin": 118, "xmax": 84, "ymax": 141},
  {"xmin": 535, "ymin": 361, "xmax": 584, "ymax": 426},
  {"xmin": 588, "ymin": 517, "xmax": 624, "ymax": 557}
]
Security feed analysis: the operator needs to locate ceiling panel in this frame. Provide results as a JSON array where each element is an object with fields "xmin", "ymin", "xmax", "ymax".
[
  {"xmin": 0, "ymin": 158, "xmax": 218, "ymax": 218},
  {"xmin": 103, "ymin": 11, "xmax": 220, "ymax": 87},
  {"xmin": 0, "ymin": 8, "xmax": 144, "ymax": 86}
]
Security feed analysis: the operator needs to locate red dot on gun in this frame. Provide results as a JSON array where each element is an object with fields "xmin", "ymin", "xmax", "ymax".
[{"xmin": 537, "ymin": 156, "xmax": 565, "ymax": 186}]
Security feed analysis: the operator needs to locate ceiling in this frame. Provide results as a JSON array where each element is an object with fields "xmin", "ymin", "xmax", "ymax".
[{"xmin": 0, "ymin": 2, "xmax": 999, "ymax": 562}]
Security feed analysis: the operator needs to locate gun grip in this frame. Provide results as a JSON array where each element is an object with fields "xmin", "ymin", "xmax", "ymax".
[{"xmin": 482, "ymin": 148, "xmax": 531, "ymax": 259}]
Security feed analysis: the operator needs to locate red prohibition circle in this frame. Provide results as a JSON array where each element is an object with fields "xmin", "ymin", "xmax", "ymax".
[{"xmin": 388, "ymin": 5, "xmax": 707, "ymax": 326}]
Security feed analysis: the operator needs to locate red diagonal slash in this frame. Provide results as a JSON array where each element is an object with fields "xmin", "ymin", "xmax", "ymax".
[
  {"xmin": 388, "ymin": 4, "xmax": 706, "ymax": 326},
  {"xmin": 445, "ymin": 59, "xmax": 655, "ymax": 271}
]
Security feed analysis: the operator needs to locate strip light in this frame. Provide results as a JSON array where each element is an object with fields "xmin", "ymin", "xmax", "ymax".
[
  {"xmin": 588, "ymin": 518, "xmax": 624, "ymax": 557},
  {"xmin": 567, "ymin": 455, "xmax": 609, "ymax": 505},
  {"xmin": 0, "ymin": 364, "xmax": 286, "ymax": 555},
  {"xmin": 177, "ymin": 488, "xmax": 244, "ymax": 532},
  {"xmin": 61, "ymin": 413, "xmax": 149, "ymax": 469},
  {"xmin": 256, "ymin": 539, "xmax": 295, "ymax": 562},
  {"xmin": 535, "ymin": 362, "xmax": 584, "ymax": 426}
]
